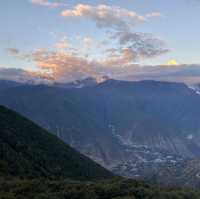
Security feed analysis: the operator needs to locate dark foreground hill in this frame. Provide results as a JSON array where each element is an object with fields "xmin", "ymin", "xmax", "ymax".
[{"xmin": 0, "ymin": 105, "xmax": 113, "ymax": 180}]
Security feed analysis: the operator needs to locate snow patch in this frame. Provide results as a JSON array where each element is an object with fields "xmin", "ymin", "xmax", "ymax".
[
  {"xmin": 186, "ymin": 134, "xmax": 193, "ymax": 140},
  {"xmin": 188, "ymin": 86, "xmax": 200, "ymax": 96}
]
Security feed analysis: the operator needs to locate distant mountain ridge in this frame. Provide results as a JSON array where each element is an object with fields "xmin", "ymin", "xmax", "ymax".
[
  {"xmin": 0, "ymin": 76, "xmax": 109, "ymax": 89},
  {"xmin": 52, "ymin": 76, "xmax": 109, "ymax": 88},
  {"xmin": 0, "ymin": 80, "xmax": 22, "ymax": 90}
]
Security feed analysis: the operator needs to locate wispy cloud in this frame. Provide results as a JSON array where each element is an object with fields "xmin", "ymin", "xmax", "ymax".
[
  {"xmin": 3, "ymin": 3, "xmax": 171, "ymax": 83},
  {"xmin": 60, "ymin": 4, "xmax": 168, "ymax": 66},
  {"xmin": 112, "ymin": 31, "xmax": 169, "ymax": 61},
  {"xmin": 83, "ymin": 37, "xmax": 94, "ymax": 48},
  {"xmin": 30, "ymin": 0, "xmax": 67, "ymax": 8},
  {"xmin": 146, "ymin": 12, "xmax": 162, "ymax": 18},
  {"xmin": 6, "ymin": 48, "xmax": 20, "ymax": 55},
  {"xmin": 55, "ymin": 37, "xmax": 70, "ymax": 51},
  {"xmin": 61, "ymin": 4, "xmax": 147, "ymax": 30}
]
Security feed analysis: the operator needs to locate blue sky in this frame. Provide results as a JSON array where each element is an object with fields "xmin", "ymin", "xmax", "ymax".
[{"xmin": 1, "ymin": 0, "xmax": 200, "ymax": 83}]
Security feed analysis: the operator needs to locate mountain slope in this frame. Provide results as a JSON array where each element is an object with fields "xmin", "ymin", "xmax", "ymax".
[
  {"xmin": 1, "ymin": 80, "xmax": 200, "ymax": 186},
  {"xmin": 0, "ymin": 105, "xmax": 113, "ymax": 180},
  {"xmin": 95, "ymin": 80, "xmax": 200, "ymax": 154},
  {"xmin": 0, "ymin": 84, "xmax": 125, "ymax": 167}
]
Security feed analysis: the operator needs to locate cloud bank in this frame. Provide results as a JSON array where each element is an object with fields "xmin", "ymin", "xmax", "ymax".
[
  {"xmin": 0, "ymin": 67, "xmax": 52, "ymax": 83},
  {"xmin": 2, "ymin": 63, "xmax": 200, "ymax": 84}
]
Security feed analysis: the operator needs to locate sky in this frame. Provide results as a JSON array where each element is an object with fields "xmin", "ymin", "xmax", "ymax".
[{"xmin": 1, "ymin": 0, "xmax": 200, "ymax": 84}]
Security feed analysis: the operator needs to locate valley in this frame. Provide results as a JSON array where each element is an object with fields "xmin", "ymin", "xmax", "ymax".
[
  {"xmin": 2, "ymin": 1, "xmax": 200, "ymax": 197},
  {"xmin": 1, "ymin": 79, "xmax": 200, "ymax": 187},
  {"xmin": 0, "ymin": 104, "xmax": 200, "ymax": 199}
]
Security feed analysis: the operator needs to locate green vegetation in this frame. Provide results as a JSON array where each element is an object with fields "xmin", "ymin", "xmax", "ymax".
[
  {"xmin": 1, "ymin": 105, "xmax": 200, "ymax": 199},
  {"xmin": 0, "ymin": 105, "xmax": 113, "ymax": 180},
  {"xmin": 0, "ymin": 178, "xmax": 200, "ymax": 199}
]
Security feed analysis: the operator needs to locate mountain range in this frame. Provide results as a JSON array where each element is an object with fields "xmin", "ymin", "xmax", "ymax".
[
  {"xmin": 1, "ymin": 78, "xmax": 200, "ymax": 186},
  {"xmin": 1, "ymin": 104, "xmax": 200, "ymax": 199}
]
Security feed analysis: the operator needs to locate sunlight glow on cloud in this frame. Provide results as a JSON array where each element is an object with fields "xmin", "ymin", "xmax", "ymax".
[
  {"xmin": 61, "ymin": 4, "xmax": 147, "ymax": 30},
  {"xmin": 3, "ymin": 62, "xmax": 200, "ymax": 84},
  {"xmin": 55, "ymin": 37, "xmax": 70, "ymax": 51},
  {"xmin": 5, "ymin": 33, "xmax": 169, "ymax": 82},
  {"xmin": 166, "ymin": 59, "xmax": 179, "ymax": 66},
  {"xmin": 59, "ymin": 3, "xmax": 168, "ymax": 69},
  {"xmin": 2, "ymin": 3, "xmax": 170, "ymax": 83},
  {"xmin": 31, "ymin": 49, "xmax": 98, "ymax": 82}
]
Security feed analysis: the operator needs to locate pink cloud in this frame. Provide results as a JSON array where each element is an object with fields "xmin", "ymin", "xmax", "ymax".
[{"xmin": 61, "ymin": 4, "xmax": 146, "ymax": 30}]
